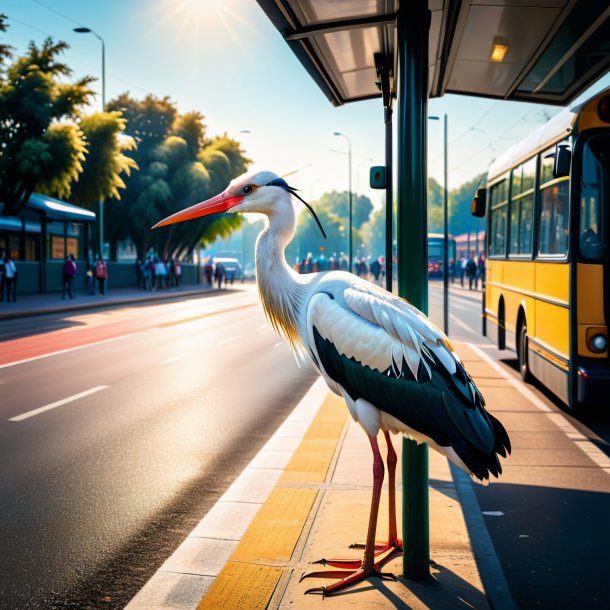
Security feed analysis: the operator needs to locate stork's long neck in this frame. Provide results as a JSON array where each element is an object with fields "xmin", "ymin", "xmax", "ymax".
[{"xmin": 255, "ymin": 209, "xmax": 306, "ymax": 349}]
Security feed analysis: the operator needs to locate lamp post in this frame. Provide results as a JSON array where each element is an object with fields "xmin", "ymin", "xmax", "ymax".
[
  {"xmin": 429, "ymin": 114, "xmax": 449, "ymax": 335},
  {"xmin": 333, "ymin": 132, "xmax": 353, "ymax": 273},
  {"xmin": 74, "ymin": 26, "xmax": 106, "ymax": 259}
]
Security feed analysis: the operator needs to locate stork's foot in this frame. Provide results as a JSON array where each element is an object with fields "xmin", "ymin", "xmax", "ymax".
[
  {"xmin": 303, "ymin": 565, "xmax": 397, "ymax": 596},
  {"xmin": 311, "ymin": 540, "xmax": 403, "ymax": 569}
]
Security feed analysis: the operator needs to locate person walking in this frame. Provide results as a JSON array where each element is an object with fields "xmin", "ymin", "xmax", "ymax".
[
  {"xmin": 466, "ymin": 252, "xmax": 477, "ymax": 290},
  {"xmin": 174, "ymin": 259, "xmax": 182, "ymax": 288},
  {"xmin": 214, "ymin": 260, "xmax": 225, "ymax": 289},
  {"xmin": 0, "ymin": 249, "xmax": 5, "ymax": 302},
  {"xmin": 204, "ymin": 260, "xmax": 213, "ymax": 285},
  {"xmin": 155, "ymin": 259, "xmax": 167, "ymax": 290},
  {"xmin": 62, "ymin": 254, "xmax": 77, "ymax": 300},
  {"xmin": 141, "ymin": 258, "xmax": 152, "ymax": 292},
  {"xmin": 95, "ymin": 257, "xmax": 108, "ymax": 295},
  {"xmin": 3, "ymin": 252, "xmax": 17, "ymax": 302}
]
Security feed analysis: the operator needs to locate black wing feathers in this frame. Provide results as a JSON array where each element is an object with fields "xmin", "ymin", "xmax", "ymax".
[{"xmin": 313, "ymin": 326, "xmax": 511, "ymax": 480}]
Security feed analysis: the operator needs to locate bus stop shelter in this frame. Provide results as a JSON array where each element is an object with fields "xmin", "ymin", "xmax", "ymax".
[{"xmin": 255, "ymin": 0, "xmax": 610, "ymax": 580}]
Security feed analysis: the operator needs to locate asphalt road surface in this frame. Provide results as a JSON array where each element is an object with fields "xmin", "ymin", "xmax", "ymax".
[
  {"xmin": 2, "ymin": 281, "xmax": 609, "ymax": 609},
  {"xmin": 0, "ymin": 286, "xmax": 317, "ymax": 608}
]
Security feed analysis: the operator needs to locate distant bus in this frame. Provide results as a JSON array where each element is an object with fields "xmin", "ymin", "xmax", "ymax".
[
  {"xmin": 472, "ymin": 88, "xmax": 610, "ymax": 409},
  {"xmin": 428, "ymin": 233, "xmax": 456, "ymax": 278}
]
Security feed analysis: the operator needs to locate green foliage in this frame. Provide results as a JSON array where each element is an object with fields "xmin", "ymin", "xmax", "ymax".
[
  {"xmin": 0, "ymin": 22, "xmax": 96, "ymax": 215},
  {"xmin": 291, "ymin": 190, "xmax": 374, "ymax": 263},
  {"xmin": 105, "ymin": 94, "xmax": 251, "ymax": 259},
  {"xmin": 427, "ymin": 172, "xmax": 486, "ymax": 236},
  {"xmin": 0, "ymin": 14, "xmax": 12, "ymax": 66},
  {"xmin": 69, "ymin": 111, "xmax": 138, "ymax": 206}
]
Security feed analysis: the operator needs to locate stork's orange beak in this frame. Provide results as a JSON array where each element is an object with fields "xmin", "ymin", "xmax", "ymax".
[{"xmin": 152, "ymin": 189, "xmax": 245, "ymax": 229}]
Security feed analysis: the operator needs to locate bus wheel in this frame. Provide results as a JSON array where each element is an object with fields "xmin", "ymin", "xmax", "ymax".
[{"xmin": 518, "ymin": 322, "xmax": 532, "ymax": 383}]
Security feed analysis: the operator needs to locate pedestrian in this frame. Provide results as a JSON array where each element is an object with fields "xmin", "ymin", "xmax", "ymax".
[
  {"xmin": 141, "ymin": 258, "xmax": 152, "ymax": 292},
  {"xmin": 174, "ymin": 259, "xmax": 182, "ymax": 288},
  {"xmin": 85, "ymin": 257, "xmax": 95, "ymax": 295},
  {"xmin": 204, "ymin": 260, "xmax": 213, "ymax": 285},
  {"xmin": 3, "ymin": 252, "xmax": 17, "ymax": 302},
  {"xmin": 449, "ymin": 258, "xmax": 455, "ymax": 285},
  {"xmin": 155, "ymin": 259, "xmax": 167, "ymax": 290},
  {"xmin": 370, "ymin": 257, "xmax": 381, "ymax": 284},
  {"xmin": 460, "ymin": 256, "xmax": 467, "ymax": 287},
  {"xmin": 477, "ymin": 253, "xmax": 486, "ymax": 289},
  {"xmin": 135, "ymin": 259, "xmax": 143, "ymax": 289},
  {"xmin": 466, "ymin": 252, "xmax": 477, "ymax": 290},
  {"xmin": 214, "ymin": 260, "xmax": 225, "ymax": 289},
  {"xmin": 62, "ymin": 253, "xmax": 77, "ymax": 300},
  {"xmin": 95, "ymin": 256, "xmax": 108, "ymax": 295},
  {"xmin": 149, "ymin": 257, "xmax": 157, "ymax": 291},
  {"xmin": 0, "ymin": 249, "xmax": 5, "ymax": 302}
]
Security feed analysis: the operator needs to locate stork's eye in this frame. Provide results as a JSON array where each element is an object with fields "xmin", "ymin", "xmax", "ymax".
[{"xmin": 242, "ymin": 184, "xmax": 255, "ymax": 195}]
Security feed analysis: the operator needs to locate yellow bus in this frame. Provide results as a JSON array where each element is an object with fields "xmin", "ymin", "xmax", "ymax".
[{"xmin": 472, "ymin": 88, "xmax": 610, "ymax": 409}]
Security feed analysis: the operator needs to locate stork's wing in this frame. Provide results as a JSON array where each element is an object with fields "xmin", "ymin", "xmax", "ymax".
[{"xmin": 307, "ymin": 286, "xmax": 510, "ymax": 480}]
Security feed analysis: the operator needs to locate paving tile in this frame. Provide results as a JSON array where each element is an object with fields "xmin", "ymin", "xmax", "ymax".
[
  {"xmin": 190, "ymin": 501, "xmax": 262, "ymax": 540},
  {"xmin": 126, "ymin": 573, "xmax": 215, "ymax": 610},
  {"xmin": 160, "ymin": 537, "xmax": 238, "ymax": 576}
]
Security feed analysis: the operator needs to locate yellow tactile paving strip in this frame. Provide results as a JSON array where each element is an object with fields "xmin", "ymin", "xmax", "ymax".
[{"xmin": 198, "ymin": 393, "xmax": 348, "ymax": 610}]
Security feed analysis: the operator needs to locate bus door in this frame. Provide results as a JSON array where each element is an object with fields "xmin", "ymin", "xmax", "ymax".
[{"xmin": 574, "ymin": 133, "xmax": 610, "ymax": 407}]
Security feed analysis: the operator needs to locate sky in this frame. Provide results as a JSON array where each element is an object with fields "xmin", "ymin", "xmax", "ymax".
[{"xmin": 3, "ymin": 0, "xmax": 610, "ymax": 209}]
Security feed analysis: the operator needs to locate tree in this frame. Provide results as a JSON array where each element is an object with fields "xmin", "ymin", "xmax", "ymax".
[
  {"xmin": 315, "ymin": 191, "xmax": 374, "ymax": 229},
  {"xmin": 69, "ymin": 112, "xmax": 138, "ymax": 207},
  {"xmin": 0, "ymin": 23, "xmax": 95, "ymax": 215},
  {"xmin": 105, "ymin": 94, "xmax": 250, "ymax": 259}
]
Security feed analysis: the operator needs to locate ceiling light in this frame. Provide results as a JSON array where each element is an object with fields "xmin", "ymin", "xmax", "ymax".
[{"xmin": 490, "ymin": 37, "xmax": 509, "ymax": 62}]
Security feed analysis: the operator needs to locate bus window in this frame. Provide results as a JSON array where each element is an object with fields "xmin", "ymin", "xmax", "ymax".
[
  {"xmin": 539, "ymin": 180, "xmax": 569, "ymax": 256},
  {"xmin": 509, "ymin": 159, "xmax": 535, "ymax": 255},
  {"xmin": 579, "ymin": 135, "xmax": 608, "ymax": 261},
  {"xmin": 489, "ymin": 178, "xmax": 508, "ymax": 256}
]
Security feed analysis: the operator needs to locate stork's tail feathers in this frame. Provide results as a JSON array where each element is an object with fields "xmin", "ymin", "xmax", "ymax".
[{"xmin": 487, "ymin": 411, "xmax": 512, "ymax": 457}]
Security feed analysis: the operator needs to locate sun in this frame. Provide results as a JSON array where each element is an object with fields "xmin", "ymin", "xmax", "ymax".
[{"xmin": 151, "ymin": 0, "xmax": 253, "ymax": 49}]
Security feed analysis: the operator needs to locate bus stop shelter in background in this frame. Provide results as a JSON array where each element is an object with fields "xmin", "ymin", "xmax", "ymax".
[{"xmin": 255, "ymin": 0, "xmax": 610, "ymax": 580}]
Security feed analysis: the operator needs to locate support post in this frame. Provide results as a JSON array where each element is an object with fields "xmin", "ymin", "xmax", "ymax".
[
  {"xmin": 443, "ymin": 113, "xmax": 449, "ymax": 335},
  {"xmin": 397, "ymin": 0, "xmax": 430, "ymax": 581}
]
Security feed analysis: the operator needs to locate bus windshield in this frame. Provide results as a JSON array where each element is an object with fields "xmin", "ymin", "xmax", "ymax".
[{"xmin": 579, "ymin": 135, "xmax": 608, "ymax": 262}]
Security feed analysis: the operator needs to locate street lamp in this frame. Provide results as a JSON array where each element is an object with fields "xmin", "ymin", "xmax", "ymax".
[
  {"xmin": 333, "ymin": 132, "xmax": 353, "ymax": 273},
  {"xmin": 74, "ymin": 26, "xmax": 106, "ymax": 259}
]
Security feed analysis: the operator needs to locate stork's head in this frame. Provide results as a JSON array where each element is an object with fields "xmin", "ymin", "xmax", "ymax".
[{"xmin": 152, "ymin": 169, "xmax": 325, "ymax": 237}]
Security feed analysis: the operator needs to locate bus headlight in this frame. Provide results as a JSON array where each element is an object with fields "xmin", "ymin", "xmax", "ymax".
[{"xmin": 589, "ymin": 333, "xmax": 608, "ymax": 353}]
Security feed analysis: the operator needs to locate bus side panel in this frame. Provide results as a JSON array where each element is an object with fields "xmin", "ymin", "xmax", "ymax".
[
  {"xmin": 534, "ymin": 262, "xmax": 570, "ymax": 356},
  {"xmin": 531, "ymin": 262, "xmax": 570, "ymax": 403},
  {"xmin": 503, "ymin": 260, "xmax": 536, "ymax": 350},
  {"xmin": 485, "ymin": 260, "xmax": 501, "ymax": 344}
]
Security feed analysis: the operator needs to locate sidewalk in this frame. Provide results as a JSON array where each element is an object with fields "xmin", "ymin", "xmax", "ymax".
[
  {"xmin": 0, "ymin": 283, "xmax": 220, "ymax": 320},
  {"xmin": 128, "ymin": 343, "xmax": 517, "ymax": 610}
]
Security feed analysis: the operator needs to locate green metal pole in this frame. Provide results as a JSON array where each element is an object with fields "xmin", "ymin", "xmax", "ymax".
[{"xmin": 397, "ymin": 0, "xmax": 430, "ymax": 581}]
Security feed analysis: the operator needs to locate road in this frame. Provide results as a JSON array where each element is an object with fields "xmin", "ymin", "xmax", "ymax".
[
  {"xmin": 0, "ymin": 286, "xmax": 317, "ymax": 608},
  {"xmin": 2, "ymin": 281, "xmax": 610, "ymax": 609}
]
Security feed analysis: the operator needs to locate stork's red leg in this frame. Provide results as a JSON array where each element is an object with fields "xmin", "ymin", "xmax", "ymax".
[
  {"xmin": 384, "ymin": 430, "xmax": 403, "ymax": 552},
  {"xmin": 304, "ymin": 435, "xmax": 397, "ymax": 595}
]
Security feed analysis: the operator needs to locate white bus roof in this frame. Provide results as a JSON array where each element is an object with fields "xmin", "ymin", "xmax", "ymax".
[{"xmin": 487, "ymin": 107, "xmax": 576, "ymax": 183}]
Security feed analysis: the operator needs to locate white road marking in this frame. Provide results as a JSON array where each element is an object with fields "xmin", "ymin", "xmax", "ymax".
[
  {"xmin": 468, "ymin": 342, "xmax": 610, "ymax": 475},
  {"xmin": 9, "ymin": 386, "xmax": 108, "ymax": 422},
  {"xmin": 161, "ymin": 355, "xmax": 184, "ymax": 365},
  {"xmin": 218, "ymin": 334, "xmax": 242, "ymax": 346},
  {"xmin": 482, "ymin": 511, "xmax": 505, "ymax": 517},
  {"xmin": 273, "ymin": 342, "xmax": 283, "ymax": 348}
]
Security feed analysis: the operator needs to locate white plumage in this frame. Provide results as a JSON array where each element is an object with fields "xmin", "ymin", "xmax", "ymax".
[{"xmin": 153, "ymin": 169, "xmax": 511, "ymax": 596}]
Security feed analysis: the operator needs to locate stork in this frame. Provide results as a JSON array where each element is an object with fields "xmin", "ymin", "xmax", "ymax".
[{"xmin": 153, "ymin": 169, "xmax": 511, "ymax": 596}]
